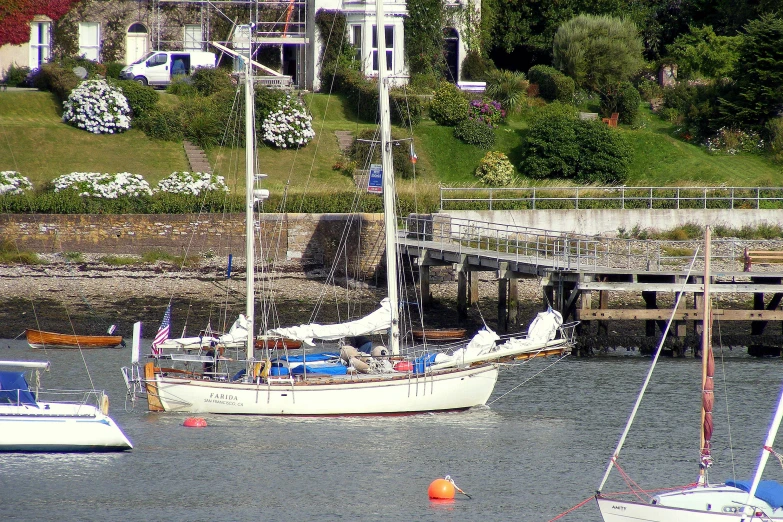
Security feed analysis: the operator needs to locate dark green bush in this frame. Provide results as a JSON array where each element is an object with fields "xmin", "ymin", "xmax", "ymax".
[
  {"xmin": 349, "ymin": 129, "xmax": 416, "ymax": 179},
  {"xmin": 134, "ymin": 106, "xmax": 184, "ymax": 141},
  {"xmin": 573, "ymin": 119, "xmax": 632, "ymax": 184},
  {"xmin": 115, "ymin": 79, "xmax": 158, "ymax": 117},
  {"xmin": 522, "ymin": 102, "xmax": 579, "ymax": 178},
  {"xmin": 600, "ymin": 81, "xmax": 641, "ymax": 124},
  {"xmin": 429, "ymin": 82, "xmax": 468, "ymax": 126},
  {"xmin": 528, "ymin": 65, "xmax": 573, "ymax": 103},
  {"xmin": 166, "ymin": 77, "xmax": 198, "ymax": 97},
  {"xmin": 190, "ymin": 67, "xmax": 233, "ymax": 96},
  {"xmin": 31, "ymin": 63, "xmax": 80, "ymax": 102},
  {"xmin": 104, "ymin": 62, "xmax": 125, "ymax": 80},
  {"xmin": 522, "ymin": 102, "xmax": 632, "ymax": 183},
  {"xmin": 256, "ymin": 87, "xmax": 288, "ymax": 121},
  {"xmin": 454, "ymin": 119, "xmax": 496, "ymax": 149},
  {"xmin": 461, "ymin": 50, "xmax": 494, "ymax": 81},
  {"xmin": 3, "ymin": 64, "xmax": 31, "ymax": 86}
]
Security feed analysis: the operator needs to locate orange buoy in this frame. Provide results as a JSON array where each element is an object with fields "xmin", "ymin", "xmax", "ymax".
[
  {"xmin": 183, "ymin": 417, "xmax": 207, "ymax": 428},
  {"xmin": 428, "ymin": 478, "xmax": 455, "ymax": 499}
]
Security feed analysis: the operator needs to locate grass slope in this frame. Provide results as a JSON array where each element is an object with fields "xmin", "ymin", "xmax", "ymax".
[
  {"xmin": 0, "ymin": 90, "xmax": 188, "ymax": 186},
  {"xmin": 1, "ymin": 90, "xmax": 781, "ymax": 192}
]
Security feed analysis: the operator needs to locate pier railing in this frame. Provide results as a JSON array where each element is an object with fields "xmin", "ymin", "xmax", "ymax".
[
  {"xmin": 404, "ymin": 214, "xmax": 783, "ymax": 273},
  {"xmin": 439, "ymin": 186, "xmax": 783, "ymax": 211}
]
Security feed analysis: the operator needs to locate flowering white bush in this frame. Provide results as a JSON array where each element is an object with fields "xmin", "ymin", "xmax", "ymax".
[
  {"xmin": 156, "ymin": 172, "xmax": 229, "ymax": 195},
  {"xmin": 475, "ymin": 151, "xmax": 516, "ymax": 186},
  {"xmin": 0, "ymin": 171, "xmax": 33, "ymax": 195},
  {"xmin": 52, "ymin": 172, "xmax": 152, "ymax": 198},
  {"xmin": 261, "ymin": 95, "xmax": 315, "ymax": 149},
  {"xmin": 62, "ymin": 80, "xmax": 131, "ymax": 134}
]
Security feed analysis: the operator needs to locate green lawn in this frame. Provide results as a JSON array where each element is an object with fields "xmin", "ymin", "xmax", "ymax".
[
  {"xmin": 2, "ymin": 89, "xmax": 781, "ymax": 193},
  {"xmin": 0, "ymin": 90, "xmax": 188, "ymax": 186}
]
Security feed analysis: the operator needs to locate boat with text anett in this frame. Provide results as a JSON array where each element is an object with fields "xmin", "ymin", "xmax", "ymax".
[{"xmin": 596, "ymin": 226, "xmax": 783, "ymax": 520}]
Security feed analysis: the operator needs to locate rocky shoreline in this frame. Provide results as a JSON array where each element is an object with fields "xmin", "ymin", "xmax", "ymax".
[{"xmin": 1, "ymin": 253, "xmax": 777, "ymax": 356}]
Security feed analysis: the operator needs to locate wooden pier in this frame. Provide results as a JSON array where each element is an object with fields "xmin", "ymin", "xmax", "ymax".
[{"xmin": 401, "ymin": 214, "xmax": 783, "ymax": 356}]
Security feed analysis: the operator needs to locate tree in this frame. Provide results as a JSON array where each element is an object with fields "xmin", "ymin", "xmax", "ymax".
[
  {"xmin": 0, "ymin": 0, "xmax": 78, "ymax": 46},
  {"xmin": 404, "ymin": 0, "xmax": 446, "ymax": 77},
  {"xmin": 553, "ymin": 14, "xmax": 644, "ymax": 92},
  {"xmin": 720, "ymin": 14, "xmax": 783, "ymax": 130},
  {"xmin": 666, "ymin": 25, "xmax": 742, "ymax": 80}
]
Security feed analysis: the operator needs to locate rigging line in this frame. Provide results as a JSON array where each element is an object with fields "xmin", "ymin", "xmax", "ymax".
[
  {"xmin": 487, "ymin": 352, "xmax": 569, "ymax": 405},
  {"xmin": 597, "ymin": 248, "xmax": 701, "ymax": 493},
  {"xmin": 295, "ymin": 9, "xmax": 346, "ymax": 214},
  {"xmin": 715, "ymin": 314, "xmax": 737, "ymax": 481}
]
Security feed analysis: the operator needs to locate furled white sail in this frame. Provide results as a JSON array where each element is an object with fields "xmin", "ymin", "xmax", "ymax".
[{"xmin": 268, "ymin": 298, "xmax": 392, "ymax": 346}]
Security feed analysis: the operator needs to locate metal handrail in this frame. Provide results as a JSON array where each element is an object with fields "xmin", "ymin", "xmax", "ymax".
[
  {"xmin": 403, "ymin": 213, "xmax": 783, "ymax": 272},
  {"xmin": 439, "ymin": 186, "xmax": 783, "ymax": 211}
]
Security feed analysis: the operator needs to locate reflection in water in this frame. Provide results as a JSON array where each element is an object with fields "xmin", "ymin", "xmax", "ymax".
[{"xmin": 0, "ymin": 341, "xmax": 779, "ymax": 521}]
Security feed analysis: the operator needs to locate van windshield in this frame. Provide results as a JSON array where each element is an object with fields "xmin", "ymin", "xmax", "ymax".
[{"xmin": 132, "ymin": 52, "xmax": 156, "ymax": 65}]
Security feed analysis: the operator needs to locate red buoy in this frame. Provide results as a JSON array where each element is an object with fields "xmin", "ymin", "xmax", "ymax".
[
  {"xmin": 183, "ymin": 417, "xmax": 207, "ymax": 428},
  {"xmin": 428, "ymin": 478, "xmax": 455, "ymax": 499}
]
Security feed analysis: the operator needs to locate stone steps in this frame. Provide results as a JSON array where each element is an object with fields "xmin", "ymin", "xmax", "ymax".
[{"xmin": 183, "ymin": 140, "xmax": 212, "ymax": 174}]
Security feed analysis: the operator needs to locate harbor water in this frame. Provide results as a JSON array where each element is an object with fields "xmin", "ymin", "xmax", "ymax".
[{"xmin": 0, "ymin": 341, "xmax": 780, "ymax": 521}]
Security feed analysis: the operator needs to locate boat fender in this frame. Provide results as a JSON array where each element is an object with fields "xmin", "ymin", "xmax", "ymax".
[
  {"xmin": 340, "ymin": 345, "xmax": 360, "ymax": 363},
  {"xmin": 371, "ymin": 345, "xmax": 389, "ymax": 358},
  {"xmin": 349, "ymin": 356, "xmax": 370, "ymax": 373},
  {"xmin": 100, "ymin": 394, "xmax": 110, "ymax": 415}
]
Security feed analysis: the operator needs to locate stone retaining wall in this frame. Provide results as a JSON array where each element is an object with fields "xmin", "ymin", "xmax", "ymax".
[{"xmin": 0, "ymin": 213, "xmax": 386, "ymax": 279}]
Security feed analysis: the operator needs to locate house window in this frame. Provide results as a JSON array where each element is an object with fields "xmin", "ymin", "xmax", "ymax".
[
  {"xmin": 79, "ymin": 22, "xmax": 100, "ymax": 61},
  {"xmin": 352, "ymin": 25, "xmax": 362, "ymax": 62},
  {"xmin": 29, "ymin": 21, "xmax": 51, "ymax": 70},
  {"xmin": 371, "ymin": 25, "xmax": 393, "ymax": 72},
  {"xmin": 184, "ymin": 24, "xmax": 202, "ymax": 51}
]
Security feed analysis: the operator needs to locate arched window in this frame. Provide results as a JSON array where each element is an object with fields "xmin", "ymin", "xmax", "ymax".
[{"xmin": 128, "ymin": 23, "xmax": 148, "ymax": 34}]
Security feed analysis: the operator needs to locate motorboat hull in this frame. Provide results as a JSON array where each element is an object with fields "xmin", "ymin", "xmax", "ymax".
[
  {"xmin": 151, "ymin": 363, "xmax": 499, "ymax": 415},
  {"xmin": 0, "ymin": 402, "xmax": 132, "ymax": 452}
]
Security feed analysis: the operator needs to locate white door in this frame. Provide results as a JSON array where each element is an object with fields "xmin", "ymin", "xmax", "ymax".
[
  {"xmin": 78, "ymin": 22, "xmax": 100, "ymax": 61},
  {"xmin": 28, "ymin": 21, "xmax": 51, "ymax": 70},
  {"xmin": 125, "ymin": 23, "xmax": 148, "ymax": 65},
  {"xmin": 145, "ymin": 52, "xmax": 170, "ymax": 85}
]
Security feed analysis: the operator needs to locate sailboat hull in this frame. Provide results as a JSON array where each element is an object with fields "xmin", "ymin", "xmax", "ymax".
[
  {"xmin": 596, "ymin": 491, "xmax": 783, "ymax": 521},
  {"xmin": 152, "ymin": 364, "xmax": 499, "ymax": 415},
  {"xmin": 0, "ymin": 402, "xmax": 133, "ymax": 452}
]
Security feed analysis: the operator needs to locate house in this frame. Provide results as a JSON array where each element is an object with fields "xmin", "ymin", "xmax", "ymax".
[{"xmin": 0, "ymin": 0, "xmax": 476, "ymax": 91}]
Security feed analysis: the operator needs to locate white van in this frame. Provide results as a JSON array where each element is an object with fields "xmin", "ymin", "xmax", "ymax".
[{"xmin": 120, "ymin": 51, "xmax": 217, "ymax": 87}]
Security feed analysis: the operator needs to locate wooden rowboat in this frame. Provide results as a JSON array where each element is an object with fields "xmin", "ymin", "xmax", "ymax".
[
  {"xmin": 254, "ymin": 337, "xmax": 302, "ymax": 350},
  {"xmin": 25, "ymin": 329, "xmax": 124, "ymax": 349},
  {"xmin": 411, "ymin": 328, "xmax": 467, "ymax": 342}
]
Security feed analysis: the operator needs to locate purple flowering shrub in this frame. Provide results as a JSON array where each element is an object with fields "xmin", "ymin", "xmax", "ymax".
[{"xmin": 468, "ymin": 98, "xmax": 506, "ymax": 127}]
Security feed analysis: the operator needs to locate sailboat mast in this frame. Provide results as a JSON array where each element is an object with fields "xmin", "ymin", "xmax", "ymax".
[
  {"xmin": 375, "ymin": 1, "xmax": 400, "ymax": 356},
  {"xmin": 699, "ymin": 225, "xmax": 714, "ymax": 485},
  {"xmin": 244, "ymin": 41, "xmax": 256, "ymax": 363}
]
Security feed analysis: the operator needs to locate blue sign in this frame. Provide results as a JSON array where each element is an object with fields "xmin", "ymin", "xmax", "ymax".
[{"xmin": 368, "ymin": 164, "xmax": 383, "ymax": 194}]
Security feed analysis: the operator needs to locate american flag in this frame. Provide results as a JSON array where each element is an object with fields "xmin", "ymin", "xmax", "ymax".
[{"xmin": 151, "ymin": 305, "xmax": 171, "ymax": 356}]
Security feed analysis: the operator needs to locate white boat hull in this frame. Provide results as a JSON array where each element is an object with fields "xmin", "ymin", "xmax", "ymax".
[
  {"xmin": 0, "ymin": 402, "xmax": 133, "ymax": 452},
  {"xmin": 153, "ymin": 364, "xmax": 499, "ymax": 415},
  {"xmin": 597, "ymin": 489, "xmax": 783, "ymax": 521}
]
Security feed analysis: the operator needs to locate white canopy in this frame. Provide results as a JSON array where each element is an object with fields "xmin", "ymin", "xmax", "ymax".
[{"xmin": 269, "ymin": 299, "xmax": 392, "ymax": 346}]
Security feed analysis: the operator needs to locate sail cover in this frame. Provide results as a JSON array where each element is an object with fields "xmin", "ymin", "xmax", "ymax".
[
  {"xmin": 0, "ymin": 371, "xmax": 38, "ymax": 406},
  {"xmin": 268, "ymin": 299, "xmax": 392, "ymax": 346}
]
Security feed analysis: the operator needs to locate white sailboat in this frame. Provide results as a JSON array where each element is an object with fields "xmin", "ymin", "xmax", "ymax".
[
  {"xmin": 595, "ymin": 227, "xmax": 783, "ymax": 520},
  {"xmin": 0, "ymin": 360, "xmax": 132, "ymax": 452},
  {"xmin": 121, "ymin": 8, "xmax": 507, "ymax": 415}
]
